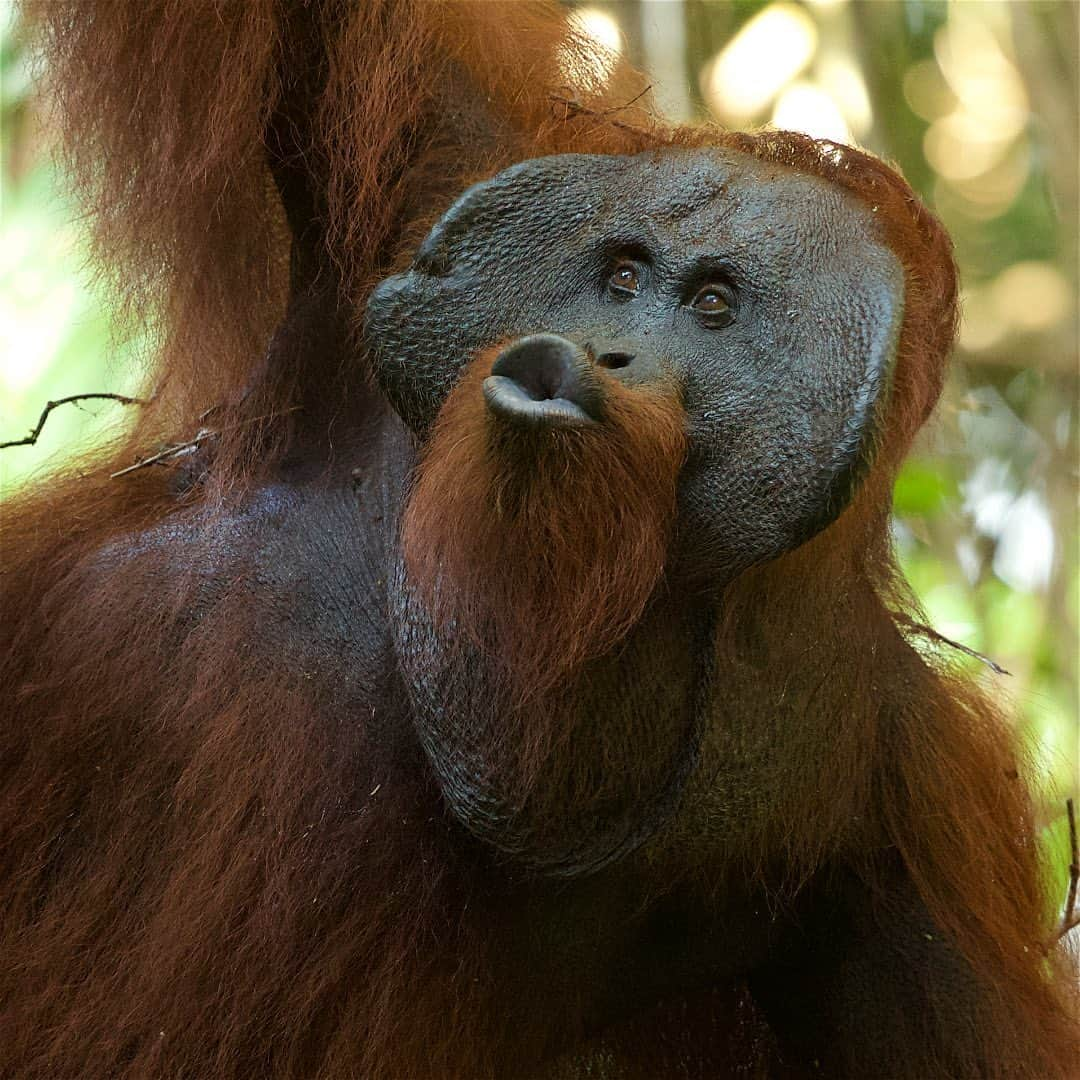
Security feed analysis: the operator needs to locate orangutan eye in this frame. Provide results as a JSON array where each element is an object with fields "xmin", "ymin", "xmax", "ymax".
[
  {"xmin": 608, "ymin": 261, "xmax": 641, "ymax": 298},
  {"xmin": 688, "ymin": 282, "xmax": 737, "ymax": 327}
]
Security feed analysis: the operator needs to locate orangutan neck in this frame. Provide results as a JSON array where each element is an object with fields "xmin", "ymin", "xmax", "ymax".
[{"xmin": 393, "ymin": 574, "xmax": 713, "ymax": 878}]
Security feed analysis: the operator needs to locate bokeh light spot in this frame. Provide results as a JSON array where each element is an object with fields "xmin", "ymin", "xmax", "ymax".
[
  {"xmin": 703, "ymin": 3, "xmax": 818, "ymax": 121},
  {"xmin": 771, "ymin": 82, "xmax": 852, "ymax": 143}
]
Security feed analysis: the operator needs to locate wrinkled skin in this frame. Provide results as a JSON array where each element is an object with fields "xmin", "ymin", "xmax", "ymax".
[{"xmin": 367, "ymin": 150, "xmax": 903, "ymax": 579}]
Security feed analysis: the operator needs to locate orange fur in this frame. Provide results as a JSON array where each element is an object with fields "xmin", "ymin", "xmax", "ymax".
[
  {"xmin": 1, "ymin": 1, "xmax": 1075, "ymax": 1077},
  {"xmin": 403, "ymin": 347, "xmax": 686, "ymax": 704}
]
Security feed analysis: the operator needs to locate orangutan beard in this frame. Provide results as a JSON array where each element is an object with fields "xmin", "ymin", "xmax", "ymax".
[{"xmin": 401, "ymin": 348, "xmax": 687, "ymax": 705}]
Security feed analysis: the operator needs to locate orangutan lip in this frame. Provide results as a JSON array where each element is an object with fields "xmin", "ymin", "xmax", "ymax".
[{"xmin": 482, "ymin": 375, "xmax": 599, "ymax": 430}]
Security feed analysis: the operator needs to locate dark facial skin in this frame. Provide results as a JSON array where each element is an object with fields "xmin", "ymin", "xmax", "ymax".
[{"xmin": 365, "ymin": 149, "xmax": 904, "ymax": 581}]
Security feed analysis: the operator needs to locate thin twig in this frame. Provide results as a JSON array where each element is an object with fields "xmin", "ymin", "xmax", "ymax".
[
  {"xmin": 550, "ymin": 89, "xmax": 654, "ymax": 136},
  {"xmin": 896, "ymin": 616, "xmax": 1011, "ymax": 676},
  {"xmin": 598, "ymin": 84, "xmax": 652, "ymax": 114},
  {"xmin": 0, "ymin": 393, "xmax": 149, "ymax": 450},
  {"xmin": 1059, "ymin": 798, "xmax": 1079, "ymax": 941},
  {"xmin": 109, "ymin": 406, "xmax": 302, "ymax": 480},
  {"xmin": 109, "ymin": 432, "xmax": 212, "ymax": 479}
]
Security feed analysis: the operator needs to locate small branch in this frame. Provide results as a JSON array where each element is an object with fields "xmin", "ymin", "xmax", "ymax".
[
  {"xmin": 0, "ymin": 393, "xmax": 149, "ymax": 450},
  {"xmin": 896, "ymin": 616, "xmax": 1011, "ymax": 676},
  {"xmin": 1059, "ymin": 798, "xmax": 1079, "ymax": 941},
  {"xmin": 550, "ymin": 89, "xmax": 654, "ymax": 136},
  {"xmin": 109, "ymin": 406, "xmax": 301, "ymax": 480},
  {"xmin": 109, "ymin": 431, "xmax": 213, "ymax": 479},
  {"xmin": 601, "ymin": 84, "xmax": 653, "ymax": 114}
]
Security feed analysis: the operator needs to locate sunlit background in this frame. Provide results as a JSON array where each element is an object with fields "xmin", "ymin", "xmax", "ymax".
[{"xmin": 1, "ymin": 2, "xmax": 1077, "ymax": 878}]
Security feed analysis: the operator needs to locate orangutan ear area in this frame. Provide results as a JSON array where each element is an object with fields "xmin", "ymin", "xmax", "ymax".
[{"xmin": 1, "ymin": 2, "xmax": 1076, "ymax": 1078}]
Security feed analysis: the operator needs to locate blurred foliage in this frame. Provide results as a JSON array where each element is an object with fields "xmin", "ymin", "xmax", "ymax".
[
  {"xmin": 1, "ymin": 2, "xmax": 1077, "ymax": 884},
  {"xmin": 0, "ymin": 9, "xmax": 143, "ymax": 490}
]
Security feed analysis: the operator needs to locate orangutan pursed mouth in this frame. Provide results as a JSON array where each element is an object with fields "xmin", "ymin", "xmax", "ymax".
[
  {"xmin": 483, "ymin": 333, "xmax": 603, "ymax": 429},
  {"xmin": 482, "ymin": 376, "xmax": 597, "ymax": 428}
]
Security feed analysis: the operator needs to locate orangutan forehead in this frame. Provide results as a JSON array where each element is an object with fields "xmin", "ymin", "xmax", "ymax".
[
  {"xmin": 460, "ymin": 149, "xmax": 889, "ymax": 276},
  {"xmin": 633, "ymin": 150, "xmax": 866, "ymax": 240}
]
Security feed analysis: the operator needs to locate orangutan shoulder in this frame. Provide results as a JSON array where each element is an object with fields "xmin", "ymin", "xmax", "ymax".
[{"xmin": 82, "ymin": 483, "xmax": 390, "ymax": 671}]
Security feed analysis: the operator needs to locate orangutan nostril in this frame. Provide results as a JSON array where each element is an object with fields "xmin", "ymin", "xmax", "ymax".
[{"xmin": 595, "ymin": 351, "xmax": 634, "ymax": 370}]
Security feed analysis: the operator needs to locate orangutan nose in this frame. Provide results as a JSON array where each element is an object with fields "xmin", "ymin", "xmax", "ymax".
[{"xmin": 484, "ymin": 334, "xmax": 604, "ymax": 429}]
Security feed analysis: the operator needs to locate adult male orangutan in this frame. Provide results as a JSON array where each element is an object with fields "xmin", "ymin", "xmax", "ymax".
[{"xmin": 1, "ymin": 2, "xmax": 1076, "ymax": 1077}]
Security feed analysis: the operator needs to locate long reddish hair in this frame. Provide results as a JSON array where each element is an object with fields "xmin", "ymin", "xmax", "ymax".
[
  {"xmin": 1, "ymin": 1, "xmax": 1075, "ymax": 1076},
  {"xmin": 402, "ymin": 347, "xmax": 686, "ymax": 703}
]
